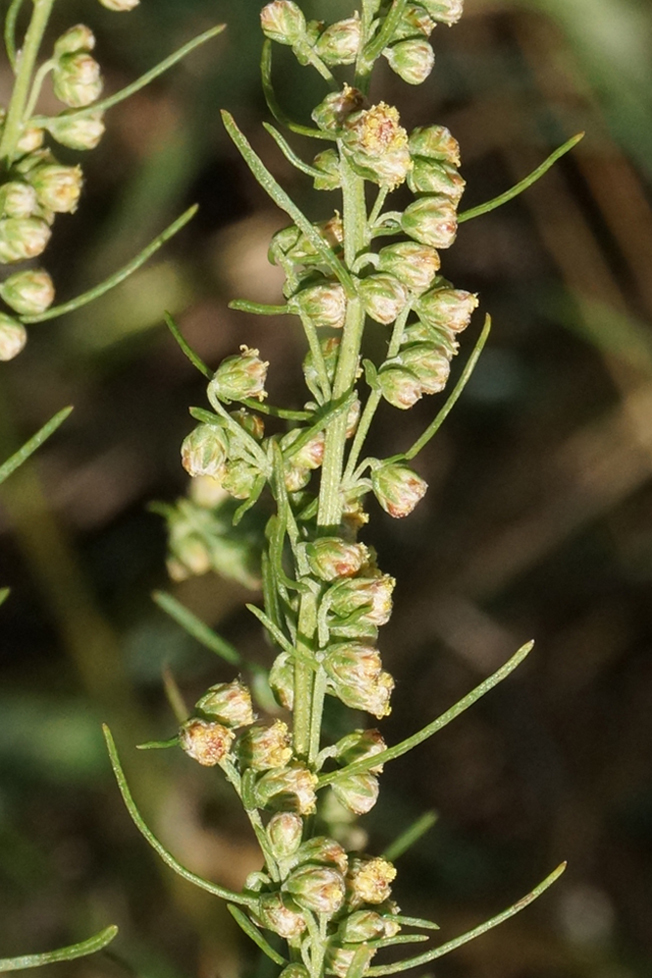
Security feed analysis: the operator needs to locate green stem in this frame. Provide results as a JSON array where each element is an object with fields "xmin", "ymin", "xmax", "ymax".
[
  {"xmin": 0, "ymin": 0, "xmax": 55, "ymax": 165},
  {"xmin": 308, "ymin": 666, "xmax": 328, "ymax": 765},
  {"xmin": 293, "ymin": 590, "xmax": 319, "ymax": 760},
  {"xmin": 4, "ymin": 0, "xmax": 26, "ymax": 73}
]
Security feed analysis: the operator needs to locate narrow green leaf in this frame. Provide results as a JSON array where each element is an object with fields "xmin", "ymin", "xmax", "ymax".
[
  {"xmin": 281, "ymin": 393, "xmax": 355, "ymax": 462},
  {"xmin": 20, "ymin": 207, "xmax": 197, "ymax": 324},
  {"xmin": 345, "ymin": 944, "xmax": 373, "ymax": 978},
  {"xmin": 382, "ymin": 811, "xmax": 438, "ymax": 863},
  {"xmin": 361, "ymin": 0, "xmax": 409, "ymax": 68},
  {"xmin": 240, "ymin": 398, "xmax": 311, "ymax": 422},
  {"xmin": 319, "ymin": 640, "xmax": 534, "ymax": 787},
  {"xmin": 0, "ymin": 588, "xmax": 10, "ymax": 608},
  {"xmin": 366, "ymin": 863, "xmax": 567, "ymax": 974},
  {"xmin": 227, "ymin": 905, "xmax": 287, "ymax": 967},
  {"xmin": 221, "ymin": 111, "xmax": 354, "ymax": 296},
  {"xmin": 229, "ymin": 299, "xmax": 289, "ymax": 316},
  {"xmin": 0, "ymin": 406, "xmax": 72, "ymax": 486},
  {"xmin": 458, "ymin": 134, "xmax": 585, "ymax": 224},
  {"xmin": 103, "ymin": 725, "xmax": 256, "ymax": 907},
  {"xmin": 0, "ymin": 926, "xmax": 118, "ymax": 972},
  {"xmin": 263, "ymin": 123, "xmax": 326, "ymax": 179},
  {"xmin": 261, "ymin": 40, "xmax": 335, "ymax": 142},
  {"xmin": 403, "ymin": 314, "xmax": 491, "ymax": 462},
  {"xmin": 389, "ymin": 916, "xmax": 439, "ymax": 932},
  {"xmin": 136, "ymin": 737, "xmax": 179, "ymax": 751},
  {"xmin": 368, "ymin": 936, "xmax": 429, "ymax": 950},
  {"xmin": 164, "ymin": 312, "xmax": 212, "ymax": 380},
  {"xmin": 152, "ymin": 591, "xmax": 242, "ymax": 666},
  {"xmin": 4, "ymin": 0, "xmax": 25, "ymax": 73},
  {"xmin": 246, "ymin": 603, "xmax": 298, "ymax": 659}
]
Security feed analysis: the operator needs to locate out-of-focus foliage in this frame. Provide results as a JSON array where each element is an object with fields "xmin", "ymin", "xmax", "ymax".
[{"xmin": 1, "ymin": 1, "xmax": 652, "ymax": 976}]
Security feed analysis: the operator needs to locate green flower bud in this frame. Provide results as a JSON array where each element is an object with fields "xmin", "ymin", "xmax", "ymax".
[
  {"xmin": 421, "ymin": 0, "xmax": 464, "ymax": 26},
  {"xmin": 195, "ymin": 679, "xmax": 255, "ymax": 728},
  {"xmin": 254, "ymin": 762, "xmax": 318, "ymax": 815},
  {"xmin": 269, "ymin": 651, "xmax": 294, "ymax": 710},
  {"xmin": 306, "ymin": 537, "xmax": 369, "ymax": 581},
  {"xmin": 0, "ymin": 268, "xmax": 54, "ymax": 315},
  {"xmin": 377, "ymin": 364, "xmax": 423, "ymax": 410},
  {"xmin": 407, "ymin": 157, "xmax": 465, "ymax": 201},
  {"xmin": 342, "ymin": 103, "xmax": 412, "ymax": 189},
  {"xmin": 314, "ymin": 16, "xmax": 362, "ymax": 66},
  {"xmin": 266, "ymin": 812, "xmax": 304, "ymax": 860},
  {"xmin": 0, "ymin": 181, "xmax": 39, "ymax": 219},
  {"xmin": 284, "ymin": 462, "xmax": 311, "ymax": 493},
  {"xmin": 357, "ymin": 272, "xmax": 409, "ymax": 325},
  {"xmin": 313, "ymin": 149, "xmax": 341, "ymax": 190},
  {"xmin": 290, "ymin": 280, "xmax": 347, "ymax": 329},
  {"xmin": 408, "ymin": 124, "xmax": 460, "ymax": 165},
  {"xmin": 377, "ymin": 241, "xmax": 440, "ymax": 294},
  {"xmin": 372, "ymin": 462, "xmax": 427, "ymax": 518},
  {"xmin": 279, "ymin": 966, "xmax": 309, "ymax": 978},
  {"xmin": 0, "ymin": 314, "xmax": 27, "ymax": 360},
  {"xmin": 293, "ymin": 836, "xmax": 348, "ymax": 873},
  {"xmin": 347, "ymin": 856, "xmax": 397, "ymax": 908},
  {"xmin": 166, "ymin": 521, "xmax": 212, "ymax": 580},
  {"xmin": 256, "ymin": 892, "xmax": 307, "ymax": 940},
  {"xmin": 393, "ymin": 4, "xmax": 436, "ymax": 40},
  {"xmin": 54, "ymin": 24, "xmax": 96, "ymax": 57},
  {"xmin": 0, "ymin": 217, "xmax": 51, "ymax": 263},
  {"xmin": 16, "ymin": 127, "xmax": 44, "ymax": 154},
  {"xmin": 99, "ymin": 0, "xmax": 139, "ymax": 9},
  {"xmin": 179, "ymin": 718, "xmax": 235, "ymax": 766},
  {"xmin": 384, "ymin": 39, "xmax": 435, "ymax": 85},
  {"xmin": 53, "ymin": 53, "xmax": 103, "ymax": 108},
  {"xmin": 312, "ymin": 85, "xmax": 365, "ymax": 133},
  {"xmin": 236, "ymin": 720, "xmax": 292, "ymax": 771},
  {"xmin": 329, "ymin": 575, "xmax": 395, "ymax": 627},
  {"xmin": 324, "ymin": 642, "xmax": 382, "ymax": 688},
  {"xmin": 325, "ymin": 943, "xmax": 377, "ymax": 978},
  {"xmin": 392, "ymin": 342, "xmax": 451, "ymax": 394},
  {"xmin": 414, "ymin": 286, "xmax": 478, "ymax": 332},
  {"xmin": 260, "ymin": 1, "xmax": 306, "ymax": 45},
  {"xmin": 324, "ymin": 651, "xmax": 393, "ymax": 718},
  {"xmin": 209, "ymin": 346, "xmax": 268, "ymax": 403},
  {"xmin": 222, "ymin": 457, "xmax": 262, "ymax": 500},
  {"xmin": 402, "ymin": 320, "xmax": 459, "ymax": 357},
  {"xmin": 332, "ymin": 772, "xmax": 380, "ymax": 815},
  {"xmin": 284, "ymin": 865, "xmax": 346, "ymax": 915},
  {"xmin": 334, "ymin": 728, "xmax": 387, "ymax": 773},
  {"xmin": 401, "ymin": 194, "xmax": 458, "ymax": 249},
  {"xmin": 303, "ymin": 335, "xmax": 340, "ymax": 391},
  {"xmin": 231, "ymin": 408, "xmax": 265, "ymax": 441},
  {"xmin": 28, "ymin": 163, "xmax": 83, "ymax": 214},
  {"xmin": 338, "ymin": 910, "xmax": 395, "ymax": 943},
  {"xmin": 180, "ymin": 423, "xmax": 228, "ymax": 480},
  {"xmin": 49, "ymin": 111, "xmax": 105, "ymax": 150},
  {"xmin": 270, "ymin": 217, "xmax": 343, "ymax": 267}
]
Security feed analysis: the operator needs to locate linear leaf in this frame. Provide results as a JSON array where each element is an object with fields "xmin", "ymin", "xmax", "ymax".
[
  {"xmin": 382, "ymin": 811, "xmax": 438, "ymax": 863},
  {"xmin": 261, "ymin": 40, "xmax": 334, "ymax": 142},
  {"xmin": 227, "ymin": 905, "xmax": 287, "ymax": 967},
  {"xmin": 152, "ymin": 591, "xmax": 242, "ymax": 666},
  {"xmin": 263, "ymin": 123, "xmax": 325, "ymax": 178},
  {"xmin": 164, "ymin": 312, "xmax": 212, "ymax": 379},
  {"xmin": 0, "ymin": 926, "xmax": 118, "ymax": 972},
  {"xmin": 0, "ymin": 406, "xmax": 72, "ymax": 486}
]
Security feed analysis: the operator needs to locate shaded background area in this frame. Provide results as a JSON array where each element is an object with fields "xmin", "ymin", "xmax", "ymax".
[{"xmin": 1, "ymin": 1, "xmax": 652, "ymax": 976}]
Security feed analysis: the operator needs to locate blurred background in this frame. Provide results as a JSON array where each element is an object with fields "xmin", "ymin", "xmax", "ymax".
[{"xmin": 1, "ymin": 0, "xmax": 652, "ymax": 976}]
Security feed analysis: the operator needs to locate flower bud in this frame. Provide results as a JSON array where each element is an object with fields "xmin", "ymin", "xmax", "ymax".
[
  {"xmin": 401, "ymin": 194, "xmax": 458, "ymax": 249},
  {"xmin": 313, "ymin": 149, "xmax": 341, "ymax": 190},
  {"xmin": 307, "ymin": 537, "xmax": 369, "ymax": 581},
  {"xmin": 256, "ymin": 892, "xmax": 307, "ymax": 940},
  {"xmin": 393, "ymin": 342, "xmax": 451, "ymax": 394},
  {"xmin": 266, "ymin": 812, "xmax": 304, "ymax": 860},
  {"xmin": 283, "ymin": 462, "xmax": 311, "ymax": 493},
  {"xmin": 0, "ymin": 217, "xmax": 51, "ymax": 263},
  {"xmin": 279, "ymin": 966, "xmax": 309, "ymax": 978},
  {"xmin": 377, "ymin": 365, "xmax": 423, "ymax": 410},
  {"xmin": 236, "ymin": 720, "xmax": 292, "ymax": 771},
  {"xmin": 384, "ymin": 39, "xmax": 435, "ymax": 85},
  {"xmin": 329, "ymin": 575, "xmax": 395, "ymax": 627},
  {"xmin": 53, "ymin": 52, "xmax": 103, "ymax": 107},
  {"xmin": 357, "ymin": 273, "xmax": 408, "ymax": 325},
  {"xmin": 49, "ymin": 111, "xmax": 105, "ymax": 150},
  {"xmin": 347, "ymin": 856, "xmax": 397, "ymax": 908},
  {"xmin": 342, "ymin": 103, "xmax": 411, "ymax": 189},
  {"xmin": 324, "ymin": 642, "xmax": 382, "ymax": 687},
  {"xmin": 408, "ymin": 158, "xmax": 465, "ymax": 201},
  {"xmin": 99, "ymin": 0, "xmax": 140, "ymax": 10},
  {"xmin": 408, "ymin": 124, "xmax": 460, "ymax": 166},
  {"xmin": 269, "ymin": 651, "xmax": 294, "ymax": 710},
  {"xmin": 290, "ymin": 281, "xmax": 347, "ymax": 329},
  {"xmin": 224, "ymin": 458, "xmax": 263, "ymax": 499},
  {"xmin": 260, "ymin": 1, "xmax": 306, "ymax": 45},
  {"xmin": 312, "ymin": 85, "xmax": 365, "ymax": 132},
  {"xmin": 181, "ymin": 423, "xmax": 228, "ymax": 480},
  {"xmin": 422, "ymin": 0, "xmax": 464, "ymax": 25},
  {"xmin": 403, "ymin": 320, "xmax": 459, "ymax": 358},
  {"xmin": 314, "ymin": 17, "xmax": 362, "ymax": 65},
  {"xmin": 179, "ymin": 718, "xmax": 235, "ymax": 766},
  {"xmin": 0, "ymin": 314, "xmax": 27, "ymax": 360},
  {"xmin": 0, "ymin": 181, "xmax": 38, "ymax": 219},
  {"xmin": 414, "ymin": 286, "xmax": 478, "ymax": 332},
  {"xmin": 0, "ymin": 269, "xmax": 54, "ymax": 316},
  {"xmin": 284, "ymin": 865, "xmax": 346, "ymax": 915},
  {"xmin": 393, "ymin": 4, "xmax": 436, "ymax": 39},
  {"xmin": 16, "ymin": 127, "xmax": 44, "ymax": 154},
  {"xmin": 209, "ymin": 346, "xmax": 268, "ymax": 403},
  {"xmin": 332, "ymin": 772, "xmax": 379, "ymax": 815},
  {"xmin": 338, "ymin": 910, "xmax": 395, "ymax": 943},
  {"xmin": 195, "ymin": 679, "xmax": 255, "ymax": 728},
  {"xmin": 54, "ymin": 24, "xmax": 96, "ymax": 57},
  {"xmin": 254, "ymin": 762, "xmax": 318, "ymax": 815},
  {"xmin": 325, "ymin": 943, "xmax": 377, "ymax": 978},
  {"xmin": 377, "ymin": 241, "xmax": 440, "ymax": 295},
  {"xmin": 28, "ymin": 163, "xmax": 83, "ymax": 214},
  {"xmin": 334, "ymin": 728, "xmax": 387, "ymax": 773},
  {"xmin": 231, "ymin": 408, "xmax": 265, "ymax": 441},
  {"xmin": 372, "ymin": 463, "xmax": 427, "ymax": 518}
]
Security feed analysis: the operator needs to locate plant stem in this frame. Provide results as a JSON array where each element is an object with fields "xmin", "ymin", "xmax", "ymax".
[
  {"xmin": 293, "ymin": 590, "xmax": 319, "ymax": 760},
  {"xmin": 0, "ymin": 0, "xmax": 55, "ymax": 166}
]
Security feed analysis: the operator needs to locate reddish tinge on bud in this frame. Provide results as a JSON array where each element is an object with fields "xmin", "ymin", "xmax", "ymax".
[
  {"xmin": 332, "ymin": 772, "xmax": 380, "ymax": 815},
  {"xmin": 372, "ymin": 463, "xmax": 428, "ymax": 518},
  {"xmin": 236, "ymin": 720, "xmax": 293, "ymax": 771},
  {"xmin": 307, "ymin": 537, "xmax": 369, "ymax": 581},
  {"xmin": 209, "ymin": 346, "xmax": 268, "ymax": 403},
  {"xmin": 401, "ymin": 194, "xmax": 458, "ymax": 250},
  {"xmin": 256, "ymin": 892, "xmax": 307, "ymax": 940},
  {"xmin": 408, "ymin": 124, "xmax": 461, "ymax": 166},
  {"xmin": 195, "ymin": 679, "xmax": 255, "ymax": 728},
  {"xmin": 179, "ymin": 718, "xmax": 235, "ymax": 767},
  {"xmin": 283, "ymin": 864, "xmax": 346, "ymax": 915},
  {"xmin": 254, "ymin": 763, "xmax": 318, "ymax": 815},
  {"xmin": 180, "ymin": 423, "xmax": 228, "ymax": 480}
]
